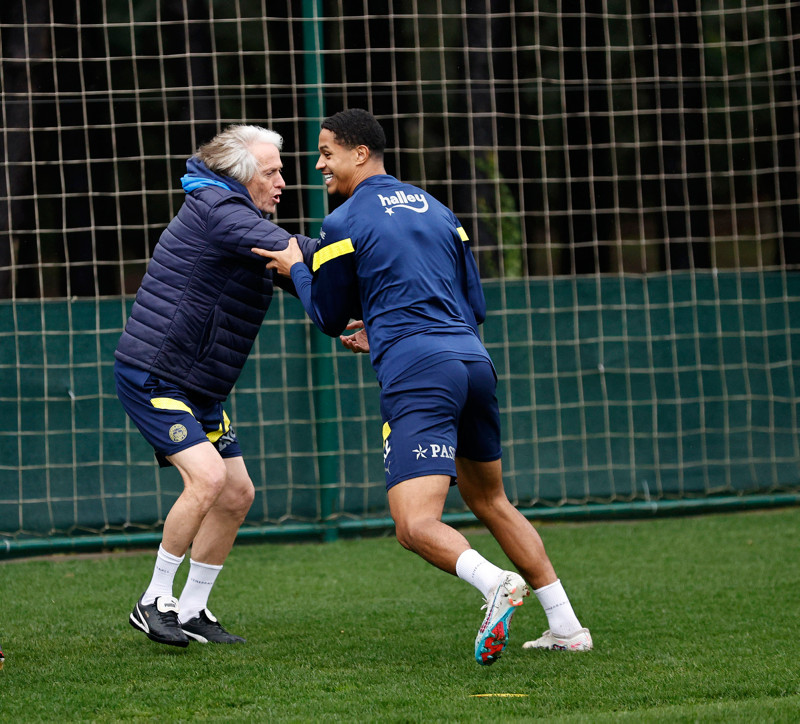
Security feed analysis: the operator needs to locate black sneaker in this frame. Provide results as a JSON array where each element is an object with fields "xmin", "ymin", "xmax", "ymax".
[
  {"xmin": 180, "ymin": 609, "xmax": 246, "ymax": 644},
  {"xmin": 129, "ymin": 595, "xmax": 190, "ymax": 648}
]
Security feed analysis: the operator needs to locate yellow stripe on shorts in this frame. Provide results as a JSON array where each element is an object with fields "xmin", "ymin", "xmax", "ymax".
[
  {"xmin": 151, "ymin": 398, "xmax": 230, "ymax": 444},
  {"xmin": 382, "ymin": 421, "xmax": 391, "ymax": 441},
  {"xmin": 151, "ymin": 397, "xmax": 193, "ymax": 414},
  {"xmin": 207, "ymin": 410, "xmax": 231, "ymax": 443},
  {"xmin": 313, "ymin": 238, "xmax": 355, "ymax": 272}
]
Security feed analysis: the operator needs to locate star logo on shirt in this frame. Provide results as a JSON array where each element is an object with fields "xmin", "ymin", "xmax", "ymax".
[
  {"xmin": 384, "ymin": 207, "xmax": 395, "ymax": 215},
  {"xmin": 413, "ymin": 445, "xmax": 427, "ymax": 459}
]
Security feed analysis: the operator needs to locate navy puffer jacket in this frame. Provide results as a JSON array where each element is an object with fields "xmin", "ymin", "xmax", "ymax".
[{"xmin": 115, "ymin": 157, "xmax": 316, "ymax": 400}]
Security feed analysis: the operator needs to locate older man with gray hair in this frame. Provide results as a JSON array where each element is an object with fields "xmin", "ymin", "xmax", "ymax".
[{"xmin": 115, "ymin": 125, "xmax": 315, "ymax": 647}]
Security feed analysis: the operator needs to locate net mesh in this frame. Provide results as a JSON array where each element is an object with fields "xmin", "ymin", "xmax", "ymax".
[{"xmin": 1, "ymin": 1, "xmax": 799, "ymax": 542}]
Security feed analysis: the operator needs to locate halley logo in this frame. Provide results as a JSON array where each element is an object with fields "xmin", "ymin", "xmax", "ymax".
[{"xmin": 378, "ymin": 190, "xmax": 429, "ymax": 215}]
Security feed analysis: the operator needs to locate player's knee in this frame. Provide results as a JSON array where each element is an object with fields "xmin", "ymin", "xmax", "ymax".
[
  {"xmin": 466, "ymin": 490, "xmax": 512, "ymax": 521},
  {"xmin": 241, "ymin": 479, "xmax": 255, "ymax": 509},
  {"xmin": 393, "ymin": 518, "xmax": 424, "ymax": 553},
  {"xmin": 210, "ymin": 473, "xmax": 255, "ymax": 521},
  {"xmin": 185, "ymin": 465, "xmax": 227, "ymax": 510},
  {"xmin": 228, "ymin": 478, "xmax": 255, "ymax": 517},
  {"xmin": 395, "ymin": 528, "xmax": 414, "ymax": 552}
]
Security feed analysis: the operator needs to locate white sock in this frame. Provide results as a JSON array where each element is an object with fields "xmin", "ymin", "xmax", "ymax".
[
  {"xmin": 534, "ymin": 579, "xmax": 582, "ymax": 636},
  {"xmin": 142, "ymin": 545, "xmax": 184, "ymax": 605},
  {"xmin": 456, "ymin": 549, "xmax": 505, "ymax": 599},
  {"xmin": 178, "ymin": 559, "xmax": 223, "ymax": 623}
]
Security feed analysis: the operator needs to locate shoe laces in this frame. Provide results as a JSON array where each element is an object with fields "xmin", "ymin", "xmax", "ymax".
[
  {"xmin": 153, "ymin": 598, "xmax": 181, "ymax": 626},
  {"xmin": 481, "ymin": 578, "xmax": 511, "ymax": 612},
  {"xmin": 156, "ymin": 609, "xmax": 179, "ymax": 628}
]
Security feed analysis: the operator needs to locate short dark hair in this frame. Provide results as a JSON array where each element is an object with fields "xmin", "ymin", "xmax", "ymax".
[{"xmin": 321, "ymin": 109, "xmax": 386, "ymax": 159}]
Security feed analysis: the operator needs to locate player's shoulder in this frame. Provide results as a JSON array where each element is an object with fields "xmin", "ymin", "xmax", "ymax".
[
  {"xmin": 318, "ymin": 198, "xmax": 353, "ymax": 247},
  {"xmin": 353, "ymin": 174, "xmax": 451, "ymax": 220}
]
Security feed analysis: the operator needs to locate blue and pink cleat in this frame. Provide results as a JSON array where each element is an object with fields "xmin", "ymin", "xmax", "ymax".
[{"xmin": 474, "ymin": 572, "xmax": 529, "ymax": 665}]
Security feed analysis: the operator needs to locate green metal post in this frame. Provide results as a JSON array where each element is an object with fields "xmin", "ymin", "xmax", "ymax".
[{"xmin": 301, "ymin": 2, "xmax": 338, "ymax": 541}]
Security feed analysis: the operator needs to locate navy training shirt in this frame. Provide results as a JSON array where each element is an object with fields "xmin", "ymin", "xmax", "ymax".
[{"xmin": 290, "ymin": 174, "xmax": 491, "ymax": 387}]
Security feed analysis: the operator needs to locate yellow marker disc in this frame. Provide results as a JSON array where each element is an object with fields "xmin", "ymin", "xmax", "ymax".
[{"xmin": 470, "ymin": 693, "xmax": 528, "ymax": 698}]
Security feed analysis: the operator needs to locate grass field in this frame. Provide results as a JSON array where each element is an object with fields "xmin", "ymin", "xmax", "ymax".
[{"xmin": 2, "ymin": 507, "xmax": 800, "ymax": 721}]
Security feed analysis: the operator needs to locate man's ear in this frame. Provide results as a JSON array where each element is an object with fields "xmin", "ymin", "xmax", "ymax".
[{"xmin": 354, "ymin": 144, "xmax": 370, "ymax": 165}]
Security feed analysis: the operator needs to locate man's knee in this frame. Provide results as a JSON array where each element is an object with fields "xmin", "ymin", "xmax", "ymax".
[
  {"xmin": 466, "ymin": 491, "xmax": 518, "ymax": 526},
  {"xmin": 393, "ymin": 516, "xmax": 431, "ymax": 553},
  {"xmin": 394, "ymin": 524, "xmax": 414, "ymax": 552},
  {"xmin": 204, "ymin": 461, "xmax": 255, "ymax": 519},
  {"xmin": 224, "ymin": 477, "xmax": 255, "ymax": 518},
  {"xmin": 183, "ymin": 460, "xmax": 228, "ymax": 510}
]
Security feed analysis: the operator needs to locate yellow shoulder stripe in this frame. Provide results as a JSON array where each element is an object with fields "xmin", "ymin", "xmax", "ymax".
[
  {"xmin": 313, "ymin": 238, "xmax": 355, "ymax": 272},
  {"xmin": 457, "ymin": 226, "xmax": 469, "ymax": 241},
  {"xmin": 382, "ymin": 422, "xmax": 391, "ymax": 441}
]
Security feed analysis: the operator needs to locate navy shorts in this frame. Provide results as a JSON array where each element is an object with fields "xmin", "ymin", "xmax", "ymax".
[
  {"xmin": 380, "ymin": 357, "xmax": 502, "ymax": 490},
  {"xmin": 114, "ymin": 360, "xmax": 242, "ymax": 467}
]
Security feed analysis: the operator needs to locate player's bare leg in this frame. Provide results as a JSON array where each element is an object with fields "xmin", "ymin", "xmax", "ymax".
[
  {"xmin": 456, "ymin": 457, "xmax": 592, "ymax": 653},
  {"xmin": 387, "ymin": 473, "xmax": 470, "ymax": 572},
  {"xmin": 161, "ymin": 441, "xmax": 230, "ymax": 557},
  {"xmin": 189, "ymin": 455, "xmax": 254, "ymax": 565},
  {"xmin": 455, "ymin": 457, "xmax": 557, "ymax": 589},
  {"xmin": 173, "ymin": 453, "xmax": 253, "ymax": 643},
  {"xmin": 388, "ymin": 473, "xmax": 528, "ymax": 665},
  {"xmin": 130, "ymin": 442, "xmax": 243, "ymax": 647}
]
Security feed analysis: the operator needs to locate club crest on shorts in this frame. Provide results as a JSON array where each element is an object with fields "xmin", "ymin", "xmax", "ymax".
[{"xmin": 169, "ymin": 424, "xmax": 188, "ymax": 442}]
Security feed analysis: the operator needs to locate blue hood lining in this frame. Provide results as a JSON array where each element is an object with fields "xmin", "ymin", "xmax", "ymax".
[{"xmin": 180, "ymin": 176, "xmax": 232, "ymax": 193}]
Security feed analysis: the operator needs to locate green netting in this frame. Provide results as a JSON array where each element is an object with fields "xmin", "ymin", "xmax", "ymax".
[
  {"xmin": 2, "ymin": 271, "xmax": 799, "ymax": 547},
  {"xmin": 2, "ymin": 2, "xmax": 799, "ymax": 554}
]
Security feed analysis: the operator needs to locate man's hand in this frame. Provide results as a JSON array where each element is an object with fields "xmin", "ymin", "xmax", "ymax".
[
  {"xmin": 251, "ymin": 236, "xmax": 304, "ymax": 277},
  {"xmin": 340, "ymin": 320, "xmax": 369, "ymax": 354}
]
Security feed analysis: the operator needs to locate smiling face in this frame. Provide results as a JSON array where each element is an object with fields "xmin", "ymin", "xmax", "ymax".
[
  {"xmin": 244, "ymin": 141, "xmax": 285, "ymax": 214},
  {"xmin": 315, "ymin": 128, "xmax": 362, "ymax": 198}
]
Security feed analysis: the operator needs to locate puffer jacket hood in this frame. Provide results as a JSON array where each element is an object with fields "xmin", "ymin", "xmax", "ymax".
[{"xmin": 180, "ymin": 157, "xmax": 248, "ymax": 195}]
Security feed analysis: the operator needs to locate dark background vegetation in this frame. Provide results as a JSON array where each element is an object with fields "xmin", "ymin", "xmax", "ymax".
[{"xmin": 1, "ymin": 0, "xmax": 798, "ymax": 298}]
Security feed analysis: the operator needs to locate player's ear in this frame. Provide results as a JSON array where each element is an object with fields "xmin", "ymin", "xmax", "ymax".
[{"xmin": 355, "ymin": 144, "xmax": 370, "ymax": 165}]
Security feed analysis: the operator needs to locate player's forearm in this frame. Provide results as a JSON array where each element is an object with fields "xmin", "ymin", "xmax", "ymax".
[{"xmin": 290, "ymin": 264, "xmax": 350, "ymax": 338}]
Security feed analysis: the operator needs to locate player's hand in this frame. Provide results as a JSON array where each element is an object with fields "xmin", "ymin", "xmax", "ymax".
[
  {"xmin": 340, "ymin": 320, "xmax": 369, "ymax": 354},
  {"xmin": 251, "ymin": 236, "xmax": 303, "ymax": 276}
]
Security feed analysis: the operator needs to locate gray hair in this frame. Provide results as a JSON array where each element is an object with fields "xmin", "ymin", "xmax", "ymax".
[{"xmin": 195, "ymin": 124, "xmax": 283, "ymax": 184}]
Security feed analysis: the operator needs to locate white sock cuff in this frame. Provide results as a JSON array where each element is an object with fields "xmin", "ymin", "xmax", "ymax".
[
  {"xmin": 158, "ymin": 544, "xmax": 185, "ymax": 566},
  {"xmin": 189, "ymin": 559, "xmax": 223, "ymax": 572},
  {"xmin": 534, "ymin": 578, "xmax": 562, "ymax": 596},
  {"xmin": 455, "ymin": 548, "xmax": 483, "ymax": 578},
  {"xmin": 534, "ymin": 578, "xmax": 582, "ymax": 636},
  {"xmin": 456, "ymin": 548, "xmax": 505, "ymax": 599}
]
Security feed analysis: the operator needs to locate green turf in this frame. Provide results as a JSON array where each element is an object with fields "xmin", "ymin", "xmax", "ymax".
[{"xmin": 2, "ymin": 508, "xmax": 800, "ymax": 721}]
